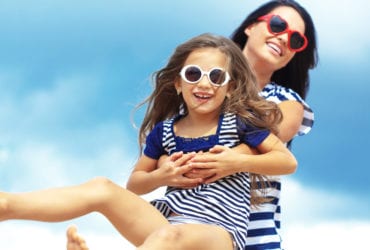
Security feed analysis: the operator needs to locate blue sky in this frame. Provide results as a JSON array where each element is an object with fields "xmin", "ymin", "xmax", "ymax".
[{"xmin": 1, "ymin": 0, "xmax": 370, "ymax": 249}]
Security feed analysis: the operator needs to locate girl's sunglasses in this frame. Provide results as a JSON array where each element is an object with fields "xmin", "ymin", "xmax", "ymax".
[
  {"xmin": 258, "ymin": 14, "xmax": 308, "ymax": 52},
  {"xmin": 179, "ymin": 65, "xmax": 230, "ymax": 87}
]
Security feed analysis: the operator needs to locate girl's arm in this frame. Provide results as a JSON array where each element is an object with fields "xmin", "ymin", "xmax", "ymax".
[
  {"xmin": 126, "ymin": 155, "xmax": 161, "ymax": 195},
  {"xmin": 126, "ymin": 153, "xmax": 201, "ymax": 195}
]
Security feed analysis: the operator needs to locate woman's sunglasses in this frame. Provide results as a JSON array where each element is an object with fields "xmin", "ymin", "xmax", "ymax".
[
  {"xmin": 179, "ymin": 65, "xmax": 230, "ymax": 87},
  {"xmin": 258, "ymin": 14, "xmax": 308, "ymax": 52}
]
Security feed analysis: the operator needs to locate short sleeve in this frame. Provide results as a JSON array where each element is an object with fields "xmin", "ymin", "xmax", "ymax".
[
  {"xmin": 143, "ymin": 122, "xmax": 166, "ymax": 160},
  {"xmin": 260, "ymin": 82, "xmax": 314, "ymax": 136},
  {"xmin": 236, "ymin": 117, "xmax": 270, "ymax": 148}
]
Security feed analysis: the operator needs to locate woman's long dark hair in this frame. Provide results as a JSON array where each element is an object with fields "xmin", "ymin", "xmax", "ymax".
[{"xmin": 231, "ymin": 0, "xmax": 318, "ymax": 100}]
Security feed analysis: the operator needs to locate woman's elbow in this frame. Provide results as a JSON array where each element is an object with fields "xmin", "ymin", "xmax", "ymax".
[{"xmin": 287, "ymin": 156, "xmax": 298, "ymax": 174}]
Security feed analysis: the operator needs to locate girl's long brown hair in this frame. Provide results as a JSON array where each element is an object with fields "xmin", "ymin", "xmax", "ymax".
[{"xmin": 135, "ymin": 33, "xmax": 282, "ymax": 204}]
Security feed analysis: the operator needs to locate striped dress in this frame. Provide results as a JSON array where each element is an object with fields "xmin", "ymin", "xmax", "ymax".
[
  {"xmin": 245, "ymin": 82, "xmax": 314, "ymax": 250},
  {"xmin": 144, "ymin": 113, "xmax": 270, "ymax": 250}
]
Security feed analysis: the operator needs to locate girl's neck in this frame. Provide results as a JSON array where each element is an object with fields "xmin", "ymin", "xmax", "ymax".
[{"xmin": 176, "ymin": 112, "xmax": 219, "ymax": 138}]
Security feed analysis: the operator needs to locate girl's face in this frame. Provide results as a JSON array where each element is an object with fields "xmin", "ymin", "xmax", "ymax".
[
  {"xmin": 175, "ymin": 47, "xmax": 230, "ymax": 117},
  {"xmin": 244, "ymin": 6, "xmax": 306, "ymax": 71}
]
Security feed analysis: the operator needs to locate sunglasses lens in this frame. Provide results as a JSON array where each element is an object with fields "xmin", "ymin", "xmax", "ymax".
[
  {"xmin": 209, "ymin": 69, "xmax": 226, "ymax": 86},
  {"xmin": 184, "ymin": 66, "xmax": 202, "ymax": 83},
  {"xmin": 290, "ymin": 32, "xmax": 305, "ymax": 50},
  {"xmin": 180, "ymin": 65, "xmax": 229, "ymax": 86},
  {"xmin": 269, "ymin": 15, "xmax": 287, "ymax": 33}
]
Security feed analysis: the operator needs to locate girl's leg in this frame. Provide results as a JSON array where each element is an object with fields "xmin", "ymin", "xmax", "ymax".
[
  {"xmin": 137, "ymin": 223, "xmax": 235, "ymax": 250},
  {"xmin": 0, "ymin": 177, "xmax": 169, "ymax": 246}
]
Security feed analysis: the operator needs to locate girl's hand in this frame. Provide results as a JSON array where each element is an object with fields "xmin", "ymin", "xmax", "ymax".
[
  {"xmin": 187, "ymin": 145, "xmax": 247, "ymax": 183},
  {"xmin": 157, "ymin": 152, "xmax": 203, "ymax": 188}
]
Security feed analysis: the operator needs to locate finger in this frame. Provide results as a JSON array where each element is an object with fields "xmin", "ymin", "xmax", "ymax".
[
  {"xmin": 169, "ymin": 151, "xmax": 184, "ymax": 161},
  {"xmin": 209, "ymin": 145, "xmax": 226, "ymax": 153},
  {"xmin": 191, "ymin": 154, "xmax": 214, "ymax": 163},
  {"xmin": 174, "ymin": 152, "xmax": 196, "ymax": 167},
  {"xmin": 188, "ymin": 161, "xmax": 214, "ymax": 169},
  {"xmin": 184, "ymin": 170, "xmax": 213, "ymax": 179},
  {"xmin": 181, "ymin": 176, "xmax": 203, "ymax": 186}
]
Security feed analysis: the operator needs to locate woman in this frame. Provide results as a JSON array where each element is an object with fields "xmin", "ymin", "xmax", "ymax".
[{"xmin": 185, "ymin": 1, "xmax": 318, "ymax": 249}]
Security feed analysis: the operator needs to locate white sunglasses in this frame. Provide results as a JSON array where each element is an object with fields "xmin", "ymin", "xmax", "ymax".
[{"xmin": 179, "ymin": 65, "xmax": 230, "ymax": 87}]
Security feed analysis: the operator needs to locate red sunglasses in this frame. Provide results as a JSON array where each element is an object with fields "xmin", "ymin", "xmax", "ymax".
[{"xmin": 258, "ymin": 14, "xmax": 308, "ymax": 52}]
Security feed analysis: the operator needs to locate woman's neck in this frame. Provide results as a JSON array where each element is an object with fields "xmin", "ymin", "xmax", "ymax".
[
  {"xmin": 255, "ymin": 71, "xmax": 272, "ymax": 90},
  {"xmin": 250, "ymin": 60, "xmax": 273, "ymax": 90},
  {"xmin": 242, "ymin": 47, "xmax": 273, "ymax": 90}
]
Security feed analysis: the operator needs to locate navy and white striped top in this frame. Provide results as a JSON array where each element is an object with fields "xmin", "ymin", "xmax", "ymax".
[
  {"xmin": 144, "ymin": 113, "xmax": 269, "ymax": 250},
  {"xmin": 245, "ymin": 82, "xmax": 314, "ymax": 250}
]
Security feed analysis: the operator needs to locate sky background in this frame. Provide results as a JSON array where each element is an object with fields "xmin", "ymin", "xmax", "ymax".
[{"xmin": 0, "ymin": 0, "xmax": 369, "ymax": 249}]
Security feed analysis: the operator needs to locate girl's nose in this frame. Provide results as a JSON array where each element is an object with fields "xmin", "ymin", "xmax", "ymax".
[{"xmin": 196, "ymin": 75, "xmax": 212, "ymax": 88}]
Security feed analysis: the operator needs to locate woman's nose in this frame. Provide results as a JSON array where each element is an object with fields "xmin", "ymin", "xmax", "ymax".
[{"xmin": 277, "ymin": 33, "xmax": 289, "ymax": 46}]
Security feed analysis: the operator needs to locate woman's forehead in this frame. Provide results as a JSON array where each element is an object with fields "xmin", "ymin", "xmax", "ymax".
[{"xmin": 268, "ymin": 6, "xmax": 305, "ymax": 33}]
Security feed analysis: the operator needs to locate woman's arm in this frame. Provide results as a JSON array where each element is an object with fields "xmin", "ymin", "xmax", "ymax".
[
  {"xmin": 188, "ymin": 100, "xmax": 304, "ymax": 177},
  {"xmin": 276, "ymin": 100, "xmax": 304, "ymax": 143},
  {"xmin": 188, "ymin": 133, "xmax": 297, "ymax": 183}
]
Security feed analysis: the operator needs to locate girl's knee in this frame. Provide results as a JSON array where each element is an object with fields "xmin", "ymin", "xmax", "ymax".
[
  {"xmin": 84, "ymin": 177, "xmax": 121, "ymax": 204},
  {"xmin": 145, "ymin": 225, "xmax": 184, "ymax": 246},
  {"xmin": 156, "ymin": 225, "xmax": 183, "ymax": 241}
]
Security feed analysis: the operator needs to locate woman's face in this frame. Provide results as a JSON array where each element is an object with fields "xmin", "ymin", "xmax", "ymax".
[{"xmin": 244, "ymin": 6, "xmax": 306, "ymax": 72}]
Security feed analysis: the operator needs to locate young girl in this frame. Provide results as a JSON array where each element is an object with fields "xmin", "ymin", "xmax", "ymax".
[{"xmin": 0, "ymin": 33, "xmax": 296, "ymax": 250}]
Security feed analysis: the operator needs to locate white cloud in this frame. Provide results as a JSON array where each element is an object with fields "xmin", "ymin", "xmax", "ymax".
[
  {"xmin": 2, "ymin": 137, "xmax": 135, "ymax": 191},
  {"xmin": 283, "ymin": 221, "xmax": 370, "ymax": 250},
  {"xmin": 0, "ymin": 222, "xmax": 133, "ymax": 250},
  {"xmin": 302, "ymin": 0, "xmax": 370, "ymax": 61},
  {"xmin": 280, "ymin": 178, "xmax": 370, "ymax": 249}
]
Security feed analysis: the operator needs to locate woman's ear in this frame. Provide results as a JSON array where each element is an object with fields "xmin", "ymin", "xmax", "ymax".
[{"xmin": 244, "ymin": 23, "xmax": 255, "ymax": 37}]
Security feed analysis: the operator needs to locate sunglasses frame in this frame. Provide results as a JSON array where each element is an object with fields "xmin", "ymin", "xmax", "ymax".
[
  {"xmin": 179, "ymin": 64, "xmax": 230, "ymax": 87},
  {"xmin": 258, "ymin": 14, "xmax": 308, "ymax": 52}
]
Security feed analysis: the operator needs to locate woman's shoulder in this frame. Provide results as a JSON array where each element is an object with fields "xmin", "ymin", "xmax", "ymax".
[
  {"xmin": 261, "ymin": 83, "xmax": 314, "ymax": 136},
  {"xmin": 260, "ymin": 82, "xmax": 303, "ymax": 102}
]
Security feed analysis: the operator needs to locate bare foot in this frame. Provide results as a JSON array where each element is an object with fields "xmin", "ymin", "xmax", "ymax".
[{"xmin": 66, "ymin": 225, "xmax": 89, "ymax": 250}]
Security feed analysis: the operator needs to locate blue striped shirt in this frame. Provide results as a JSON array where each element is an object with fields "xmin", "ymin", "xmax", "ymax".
[
  {"xmin": 145, "ymin": 113, "xmax": 270, "ymax": 249},
  {"xmin": 245, "ymin": 83, "xmax": 314, "ymax": 250}
]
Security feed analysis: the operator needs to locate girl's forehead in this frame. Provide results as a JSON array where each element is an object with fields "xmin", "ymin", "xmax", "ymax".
[{"xmin": 184, "ymin": 48, "xmax": 228, "ymax": 69}]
